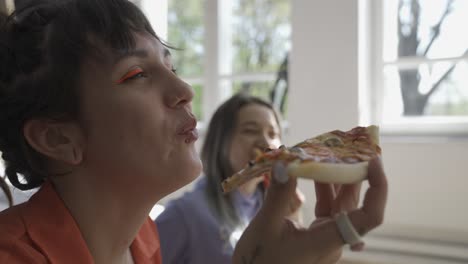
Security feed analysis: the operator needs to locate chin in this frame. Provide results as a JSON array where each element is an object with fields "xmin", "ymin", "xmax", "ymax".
[
  {"xmin": 186, "ymin": 156, "xmax": 203, "ymax": 182},
  {"xmin": 169, "ymin": 156, "xmax": 203, "ymax": 191}
]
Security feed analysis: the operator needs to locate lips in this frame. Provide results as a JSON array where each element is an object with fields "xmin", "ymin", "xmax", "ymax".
[{"xmin": 177, "ymin": 117, "xmax": 199, "ymax": 143}]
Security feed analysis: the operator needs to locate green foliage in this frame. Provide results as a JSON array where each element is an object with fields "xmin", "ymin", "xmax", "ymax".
[
  {"xmin": 232, "ymin": 81, "xmax": 289, "ymax": 115},
  {"xmin": 168, "ymin": 0, "xmax": 290, "ymax": 76},
  {"xmin": 426, "ymin": 100, "xmax": 468, "ymax": 116},
  {"xmin": 232, "ymin": 81, "xmax": 272, "ymax": 101},
  {"xmin": 192, "ymin": 84, "xmax": 203, "ymax": 119},
  {"xmin": 233, "ymin": 0, "xmax": 290, "ymax": 73},
  {"xmin": 167, "ymin": 0, "xmax": 204, "ymax": 77},
  {"xmin": 168, "ymin": 0, "xmax": 291, "ymax": 119}
]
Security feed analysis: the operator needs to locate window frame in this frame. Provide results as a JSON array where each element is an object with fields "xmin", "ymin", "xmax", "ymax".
[
  {"xmin": 365, "ymin": 0, "xmax": 468, "ymax": 137},
  {"xmin": 135, "ymin": 0, "xmax": 290, "ymax": 132},
  {"xmin": 190, "ymin": 0, "xmax": 289, "ymax": 122}
]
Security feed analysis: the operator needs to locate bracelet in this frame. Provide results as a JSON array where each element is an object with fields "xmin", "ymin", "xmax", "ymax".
[{"xmin": 334, "ymin": 211, "xmax": 363, "ymax": 248}]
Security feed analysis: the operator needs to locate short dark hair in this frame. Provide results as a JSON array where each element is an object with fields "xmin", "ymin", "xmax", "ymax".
[
  {"xmin": 201, "ymin": 92, "xmax": 281, "ymax": 229},
  {"xmin": 0, "ymin": 10, "xmax": 12, "ymax": 207},
  {"xmin": 0, "ymin": 0, "xmax": 162, "ymax": 190}
]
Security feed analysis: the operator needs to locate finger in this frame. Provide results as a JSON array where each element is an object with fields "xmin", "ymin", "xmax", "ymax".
[
  {"xmin": 310, "ymin": 217, "xmax": 329, "ymax": 226},
  {"xmin": 303, "ymin": 214, "xmax": 365, "ymax": 255},
  {"xmin": 295, "ymin": 188, "xmax": 306, "ymax": 203},
  {"xmin": 300, "ymin": 158, "xmax": 387, "ymax": 256},
  {"xmin": 333, "ymin": 184, "xmax": 342, "ymax": 194},
  {"xmin": 259, "ymin": 162, "xmax": 297, "ymax": 229},
  {"xmin": 289, "ymin": 188, "xmax": 305, "ymax": 214},
  {"xmin": 350, "ymin": 242, "xmax": 365, "ymax": 252},
  {"xmin": 332, "ymin": 182, "xmax": 362, "ymax": 214},
  {"xmin": 347, "ymin": 157, "xmax": 388, "ymax": 235},
  {"xmin": 361, "ymin": 157, "xmax": 388, "ymax": 225},
  {"xmin": 314, "ymin": 182, "xmax": 335, "ymax": 217},
  {"xmin": 301, "ymin": 218, "xmax": 345, "ymax": 254},
  {"xmin": 315, "ymin": 248, "xmax": 343, "ymax": 264}
]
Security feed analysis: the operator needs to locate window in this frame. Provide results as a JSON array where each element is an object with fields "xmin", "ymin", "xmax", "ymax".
[
  {"xmin": 368, "ymin": 0, "xmax": 468, "ymax": 135},
  {"xmin": 167, "ymin": 0, "xmax": 291, "ymax": 121},
  {"xmin": 166, "ymin": 0, "xmax": 205, "ymax": 119}
]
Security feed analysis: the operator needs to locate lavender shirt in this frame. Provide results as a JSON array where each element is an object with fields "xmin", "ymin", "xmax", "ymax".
[{"xmin": 155, "ymin": 177, "xmax": 263, "ymax": 264}]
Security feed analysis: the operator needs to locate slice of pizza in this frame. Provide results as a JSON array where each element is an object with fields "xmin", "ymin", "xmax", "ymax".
[{"xmin": 221, "ymin": 125, "xmax": 381, "ymax": 193}]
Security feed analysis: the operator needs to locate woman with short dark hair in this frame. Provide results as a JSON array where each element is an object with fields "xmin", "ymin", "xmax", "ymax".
[{"xmin": 0, "ymin": 1, "xmax": 388, "ymax": 263}]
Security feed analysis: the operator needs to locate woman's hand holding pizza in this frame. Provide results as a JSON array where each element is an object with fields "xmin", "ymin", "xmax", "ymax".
[
  {"xmin": 232, "ymin": 158, "xmax": 388, "ymax": 264},
  {"xmin": 284, "ymin": 188, "xmax": 306, "ymax": 226},
  {"xmin": 311, "ymin": 174, "xmax": 364, "ymax": 263}
]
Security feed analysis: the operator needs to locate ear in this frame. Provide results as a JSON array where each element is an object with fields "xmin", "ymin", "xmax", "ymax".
[{"xmin": 23, "ymin": 119, "xmax": 85, "ymax": 166}]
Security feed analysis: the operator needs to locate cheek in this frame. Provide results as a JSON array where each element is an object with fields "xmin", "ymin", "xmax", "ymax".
[
  {"xmin": 117, "ymin": 104, "xmax": 170, "ymax": 159},
  {"xmin": 229, "ymin": 136, "xmax": 255, "ymax": 172},
  {"xmin": 83, "ymin": 96, "xmax": 168, "ymax": 165}
]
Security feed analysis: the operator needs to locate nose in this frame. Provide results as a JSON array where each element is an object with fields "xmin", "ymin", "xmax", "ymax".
[
  {"xmin": 165, "ymin": 78, "xmax": 194, "ymax": 109},
  {"xmin": 255, "ymin": 133, "xmax": 276, "ymax": 150}
]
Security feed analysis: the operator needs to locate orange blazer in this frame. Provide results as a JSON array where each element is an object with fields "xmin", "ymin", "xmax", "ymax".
[{"xmin": 0, "ymin": 182, "xmax": 162, "ymax": 263}]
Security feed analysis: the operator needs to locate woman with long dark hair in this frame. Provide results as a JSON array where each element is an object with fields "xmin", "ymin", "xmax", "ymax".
[{"xmin": 157, "ymin": 93, "xmax": 305, "ymax": 263}]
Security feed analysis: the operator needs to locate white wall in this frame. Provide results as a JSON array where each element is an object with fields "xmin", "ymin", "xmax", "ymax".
[
  {"xmin": 288, "ymin": 0, "xmax": 360, "ymax": 222},
  {"xmin": 289, "ymin": 1, "xmax": 468, "ymax": 262},
  {"xmin": 288, "ymin": 0, "xmax": 468, "ymax": 248}
]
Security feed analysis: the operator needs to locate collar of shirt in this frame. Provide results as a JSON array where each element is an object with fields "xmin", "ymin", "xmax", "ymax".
[
  {"xmin": 21, "ymin": 181, "xmax": 161, "ymax": 263},
  {"xmin": 21, "ymin": 181, "xmax": 93, "ymax": 262}
]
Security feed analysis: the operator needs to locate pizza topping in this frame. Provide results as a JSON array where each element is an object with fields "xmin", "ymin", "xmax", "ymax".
[
  {"xmin": 290, "ymin": 146, "xmax": 307, "ymax": 155},
  {"xmin": 342, "ymin": 156, "xmax": 360, "ymax": 163},
  {"xmin": 324, "ymin": 137, "xmax": 344, "ymax": 147},
  {"xmin": 289, "ymin": 147, "xmax": 312, "ymax": 161},
  {"xmin": 256, "ymin": 126, "xmax": 379, "ymax": 165},
  {"xmin": 354, "ymin": 153, "xmax": 372, "ymax": 161},
  {"xmin": 221, "ymin": 125, "xmax": 381, "ymax": 192},
  {"xmin": 357, "ymin": 148, "xmax": 375, "ymax": 155}
]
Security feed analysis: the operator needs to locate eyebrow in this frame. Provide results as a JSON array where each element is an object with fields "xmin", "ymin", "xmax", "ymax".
[
  {"xmin": 240, "ymin": 121, "xmax": 276, "ymax": 129},
  {"xmin": 240, "ymin": 121, "xmax": 280, "ymax": 131},
  {"xmin": 113, "ymin": 49, "xmax": 149, "ymax": 64},
  {"xmin": 240, "ymin": 121, "xmax": 260, "ymax": 127}
]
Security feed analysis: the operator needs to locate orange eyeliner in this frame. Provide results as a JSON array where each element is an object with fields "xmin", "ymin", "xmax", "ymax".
[{"xmin": 116, "ymin": 68, "xmax": 143, "ymax": 84}]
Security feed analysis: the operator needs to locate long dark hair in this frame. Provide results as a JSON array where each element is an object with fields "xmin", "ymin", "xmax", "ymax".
[
  {"xmin": 0, "ymin": 0, "xmax": 161, "ymax": 190},
  {"xmin": 201, "ymin": 93, "xmax": 281, "ymax": 230}
]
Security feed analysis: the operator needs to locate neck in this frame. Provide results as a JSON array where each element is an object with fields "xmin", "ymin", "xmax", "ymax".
[{"xmin": 52, "ymin": 174, "xmax": 154, "ymax": 264}]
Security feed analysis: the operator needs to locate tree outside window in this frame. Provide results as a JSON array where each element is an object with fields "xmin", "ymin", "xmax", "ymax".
[
  {"xmin": 381, "ymin": 0, "xmax": 468, "ymax": 123},
  {"xmin": 167, "ymin": 0, "xmax": 291, "ymax": 121}
]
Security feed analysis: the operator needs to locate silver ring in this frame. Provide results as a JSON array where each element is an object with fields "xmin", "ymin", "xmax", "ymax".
[{"xmin": 334, "ymin": 211, "xmax": 363, "ymax": 247}]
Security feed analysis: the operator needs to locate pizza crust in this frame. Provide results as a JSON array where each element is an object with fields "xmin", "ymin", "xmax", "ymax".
[
  {"xmin": 367, "ymin": 125, "xmax": 380, "ymax": 146},
  {"xmin": 286, "ymin": 125, "xmax": 379, "ymax": 184},
  {"xmin": 221, "ymin": 162, "xmax": 273, "ymax": 193},
  {"xmin": 287, "ymin": 161, "xmax": 369, "ymax": 184}
]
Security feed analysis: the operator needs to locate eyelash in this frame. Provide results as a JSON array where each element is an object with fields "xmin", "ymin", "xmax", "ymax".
[
  {"xmin": 243, "ymin": 128, "xmax": 258, "ymax": 134},
  {"xmin": 117, "ymin": 68, "xmax": 145, "ymax": 84},
  {"xmin": 117, "ymin": 66, "xmax": 177, "ymax": 85},
  {"xmin": 243, "ymin": 129, "xmax": 279, "ymax": 138}
]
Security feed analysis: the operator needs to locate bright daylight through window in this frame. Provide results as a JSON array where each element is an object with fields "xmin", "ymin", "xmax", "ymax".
[
  {"xmin": 371, "ymin": 0, "xmax": 468, "ymax": 135},
  {"xmin": 167, "ymin": 0, "xmax": 291, "ymax": 121}
]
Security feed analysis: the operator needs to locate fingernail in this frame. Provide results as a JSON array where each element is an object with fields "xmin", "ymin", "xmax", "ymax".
[
  {"xmin": 273, "ymin": 162, "xmax": 289, "ymax": 184},
  {"xmin": 350, "ymin": 242, "xmax": 365, "ymax": 252}
]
